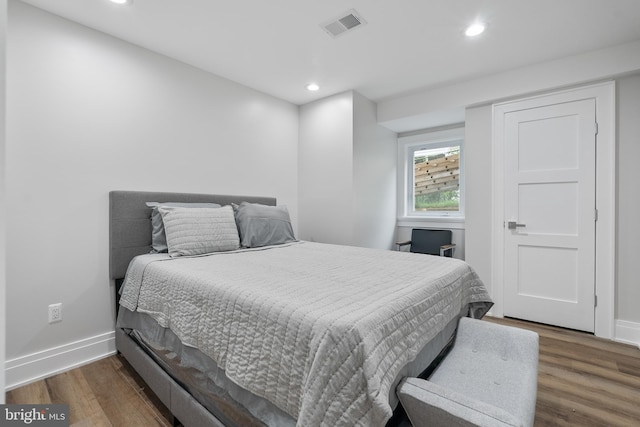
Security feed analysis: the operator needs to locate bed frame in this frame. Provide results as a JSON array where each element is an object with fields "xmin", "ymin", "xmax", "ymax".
[
  {"xmin": 109, "ymin": 190, "xmax": 454, "ymax": 427},
  {"xmin": 109, "ymin": 190, "xmax": 277, "ymax": 427}
]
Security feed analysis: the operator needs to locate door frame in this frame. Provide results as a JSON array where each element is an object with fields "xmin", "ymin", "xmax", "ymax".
[{"xmin": 491, "ymin": 81, "xmax": 616, "ymax": 339}]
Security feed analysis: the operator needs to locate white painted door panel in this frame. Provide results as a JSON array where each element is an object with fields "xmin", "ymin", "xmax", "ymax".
[{"xmin": 503, "ymin": 99, "xmax": 596, "ymax": 332}]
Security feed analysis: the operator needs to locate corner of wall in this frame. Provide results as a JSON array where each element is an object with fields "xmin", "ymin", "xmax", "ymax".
[
  {"xmin": 352, "ymin": 92, "xmax": 397, "ymax": 249},
  {"xmin": 298, "ymin": 90, "xmax": 397, "ymax": 249}
]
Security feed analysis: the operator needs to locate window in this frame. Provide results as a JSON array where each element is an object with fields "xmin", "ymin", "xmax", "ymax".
[
  {"xmin": 398, "ymin": 127, "xmax": 464, "ymax": 220},
  {"xmin": 413, "ymin": 144, "xmax": 460, "ymax": 211}
]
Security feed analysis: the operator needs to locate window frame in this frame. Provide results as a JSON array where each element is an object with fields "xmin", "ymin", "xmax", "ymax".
[{"xmin": 397, "ymin": 126, "xmax": 465, "ymax": 224}]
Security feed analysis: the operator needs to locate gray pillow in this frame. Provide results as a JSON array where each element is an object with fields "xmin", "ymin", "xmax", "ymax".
[
  {"xmin": 234, "ymin": 202, "xmax": 296, "ymax": 248},
  {"xmin": 158, "ymin": 205, "xmax": 240, "ymax": 257},
  {"xmin": 146, "ymin": 202, "xmax": 221, "ymax": 253}
]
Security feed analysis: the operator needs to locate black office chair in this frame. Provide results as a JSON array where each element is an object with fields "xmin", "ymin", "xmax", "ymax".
[{"xmin": 396, "ymin": 229, "xmax": 456, "ymax": 257}]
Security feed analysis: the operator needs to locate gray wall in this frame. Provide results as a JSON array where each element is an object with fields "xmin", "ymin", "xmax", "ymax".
[
  {"xmin": 298, "ymin": 92, "xmax": 354, "ymax": 245},
  {"xmin": 616, "ymin": 73, "xmax": 640, "ymax": 323},
  {"xmin": 352, "ymin": 92, "xmax": 397, "ymax": 250},
  {"xmin": 463, "ymin": 105, "xmax": 493, "ymax": 293},
  {"xmin": 6, "ymin": 0, "xmax": 298, "ymax": 382}
]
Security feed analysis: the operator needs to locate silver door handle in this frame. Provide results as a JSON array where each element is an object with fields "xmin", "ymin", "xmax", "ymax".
[{"xmin": 507, "ymin": 221, "xmax": 526, "ymax": 230}]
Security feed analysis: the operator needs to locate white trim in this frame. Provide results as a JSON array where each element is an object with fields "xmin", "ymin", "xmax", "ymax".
[
  {"xmin": 491, "ymin": 102, "xmax": 506, "ymax": 318},
  {"xmin": 593, "ymin": 81, "xmax": 617, "ymax": 339},
  {"xmin": 397, "ymin": 126, "xmax": 465, "ymax": 221},
  {"xmin": 614, "ymin": 320, "xmax": 640, "ymax": 349},
  {"xmin": 397, "ymin": 218, "xmax": 465, "ymax": 230},
  {"xmin": 5, "ymin": 331, "xmax": 116, "ymax": 390},
  {"xmin": 492, "ymin": 81, "xmax": 616, "ymax": 339}
]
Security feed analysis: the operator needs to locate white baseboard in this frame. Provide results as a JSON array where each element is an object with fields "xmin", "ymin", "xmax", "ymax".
[
  {"xmin": 614, "ymin": 319, "xmax": 640, "ymax": 349},
  {"xmin": 5, "ymin": 331, "xmax": 116, "ymax": 391}
]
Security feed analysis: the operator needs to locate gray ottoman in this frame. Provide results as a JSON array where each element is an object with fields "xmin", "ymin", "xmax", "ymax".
[{"xmin": 397, "ymin": 317, "xmax": 539, "ymax": 427}]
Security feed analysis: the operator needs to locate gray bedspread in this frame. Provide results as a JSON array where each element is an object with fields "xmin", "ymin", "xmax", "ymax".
[{"xmin": 119, "ymin": 241, "xmax": 492, "ymax": 427}]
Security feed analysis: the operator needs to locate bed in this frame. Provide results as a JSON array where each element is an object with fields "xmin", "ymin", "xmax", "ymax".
[{"xmin": 109, "ymin": 190, "xmax": 493, "ymax": 427}]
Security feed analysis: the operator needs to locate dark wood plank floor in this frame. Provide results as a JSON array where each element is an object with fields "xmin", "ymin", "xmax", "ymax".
[{"xmin": 6, "ymin": 317, "xmax": 640, "ymax": 426}]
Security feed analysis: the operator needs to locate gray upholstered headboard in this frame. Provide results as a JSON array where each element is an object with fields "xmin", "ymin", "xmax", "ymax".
[{"xmin": 109, "ymin": 190, "xmax": 276, "ymax": 280}]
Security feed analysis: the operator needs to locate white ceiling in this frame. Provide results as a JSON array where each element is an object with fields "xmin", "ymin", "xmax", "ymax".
[{"xmin": 18, "ymin": 0, "xmax": 640, "ymax": 106}]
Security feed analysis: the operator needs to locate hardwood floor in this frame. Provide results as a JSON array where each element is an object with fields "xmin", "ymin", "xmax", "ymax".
[
  {"xmin": 6, "ymin": 318, "xmax": 640, "ymax": 426},
  {"xmin": 486, "ymin": 317, "xmax": 640, "ymax": 427},
  {"xmin": 6, "ymin": 355, "xmax": 175, "ymax": 427}
]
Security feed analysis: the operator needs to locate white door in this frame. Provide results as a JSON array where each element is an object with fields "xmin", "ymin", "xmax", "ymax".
[{"xmin": 503, "ymin": 98, "xmax": 597, "ymax": 332}]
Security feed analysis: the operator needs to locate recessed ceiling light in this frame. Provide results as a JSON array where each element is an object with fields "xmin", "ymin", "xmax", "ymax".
[
  {"xmin": 109, "ymin": 0, "xmax": 132, "ymax": 5},
  {"xmin": 306, "ymin": 83, "xmax": 320, "ymax": 92},
  {"xmin": 465, "ymin": 23, "xmax": 485, "ymax": 37}
]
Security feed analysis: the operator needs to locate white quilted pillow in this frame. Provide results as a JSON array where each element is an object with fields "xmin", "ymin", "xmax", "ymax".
[{"xmin": 158, "ymin": 205, "xmax": 240, "ymax": 257}]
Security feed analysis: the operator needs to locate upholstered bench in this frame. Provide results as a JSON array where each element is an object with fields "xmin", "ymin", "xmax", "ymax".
[{"xmin": 397, "ymin": 317, "xmax": 539, "ymax": 427}]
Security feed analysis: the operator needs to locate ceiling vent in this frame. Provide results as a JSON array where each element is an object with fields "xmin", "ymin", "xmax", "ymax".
[{"xmin": 321, "ymin": 9, "xmax": 367, "ymax": 38}]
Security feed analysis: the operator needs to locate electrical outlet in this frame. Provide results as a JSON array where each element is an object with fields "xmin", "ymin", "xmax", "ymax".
[{"xmin": 48, "ymin": 303, "xmax": 62, "ymax": 323}]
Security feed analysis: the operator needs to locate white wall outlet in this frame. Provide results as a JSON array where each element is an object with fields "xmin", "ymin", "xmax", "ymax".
[{"xmin": 48, "ymin": 303, "xmax": 62, "ymax": 323}]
